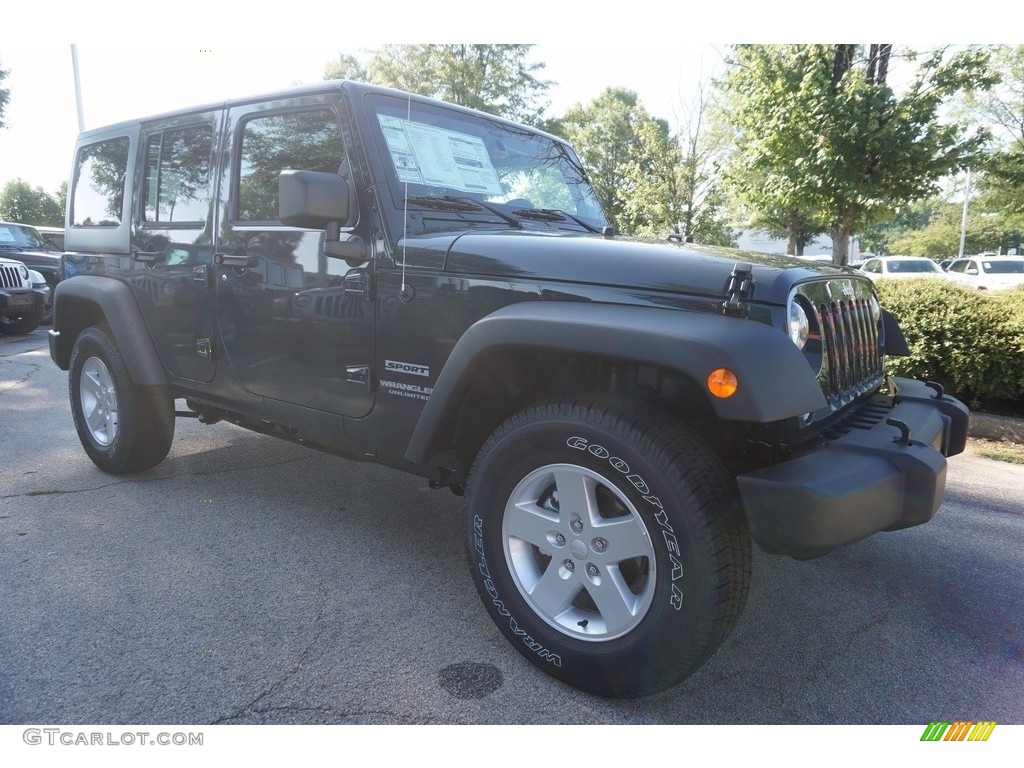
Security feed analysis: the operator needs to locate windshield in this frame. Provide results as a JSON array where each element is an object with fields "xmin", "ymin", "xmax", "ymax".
[
  {"xmin": 887, "ymin": 259, "xmax": 939, "ymax": 273},
  {"xmin": 367, "ymin": 94, "xmax": 608, "ymax": 230},
  {"xmin": 981, "ymin": 260, "xmax": 1024, "ymax": 274},
  {"xmin": 0, "ymin": 223, "xmax": 49, "ymax": 250}
]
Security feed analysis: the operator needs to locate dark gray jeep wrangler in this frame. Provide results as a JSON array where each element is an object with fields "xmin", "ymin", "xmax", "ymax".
[{"xmin": 49, "ymin": 80, "xmax": 968, "ymax": 697}]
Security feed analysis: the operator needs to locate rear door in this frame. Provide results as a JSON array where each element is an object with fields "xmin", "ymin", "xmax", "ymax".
[{"xmin": 130, "ymin": 112, "xmax": 221, "ymax": 382}]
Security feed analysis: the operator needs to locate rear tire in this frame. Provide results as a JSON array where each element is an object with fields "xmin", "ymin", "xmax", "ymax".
[
  {"xmin": 69, "ymin": 324, "xmax": 175, "ymax": 474},
  {"xmin": 465, "ymin": 396, "xmax": 751, "ymax": 697}
]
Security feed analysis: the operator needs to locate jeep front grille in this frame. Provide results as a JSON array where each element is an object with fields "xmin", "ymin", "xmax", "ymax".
[
  {"xmin": 0, "ymin": 265, "xmax": 22, "ymax": 289},
  {"xmin": 817, "ymin": 295, "xmax": 882, "ymax": 402}
]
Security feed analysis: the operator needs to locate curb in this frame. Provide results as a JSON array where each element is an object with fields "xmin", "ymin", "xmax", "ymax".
[{"xmin": 968, "ymin": 412, "xmax": 1024, "ymax": 444}]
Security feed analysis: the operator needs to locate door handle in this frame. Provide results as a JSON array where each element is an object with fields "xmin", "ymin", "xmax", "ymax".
[
  {"xmin": 214, "ymin": 253, "xmax": 259, "ymax": 268},
  {"xmin": 131, "ymin": 249, "xmax": 165, "ymax": 263}
]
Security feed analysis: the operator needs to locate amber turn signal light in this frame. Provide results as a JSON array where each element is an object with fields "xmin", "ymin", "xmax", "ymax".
[{"xmin": 707, "ymin": 368, "xmax": 738, "ymax": 399}]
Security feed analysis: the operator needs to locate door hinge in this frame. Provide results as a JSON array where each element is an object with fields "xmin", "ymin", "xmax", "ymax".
[
  {"xmin": 195, "ymin": 338, "xmax": 212, "ymax": 360},
  {"xmin": 344, "ymin": 269, "xmax": 374, "ymax": 301}
]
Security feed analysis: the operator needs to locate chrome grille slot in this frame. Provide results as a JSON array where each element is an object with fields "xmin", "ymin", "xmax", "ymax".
[
  {"xmin": 809, "ymin": 287, "xmax": 883, "ymax": 405},
  {"xmin": 0, "ymin": 265, "xmax": 21, "ymax": 289}
]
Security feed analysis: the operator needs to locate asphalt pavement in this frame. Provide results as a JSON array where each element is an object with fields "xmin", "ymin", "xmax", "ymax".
[{"xmin": 1, "ymin": 328, "xmax": 1022, "ymax": 726}]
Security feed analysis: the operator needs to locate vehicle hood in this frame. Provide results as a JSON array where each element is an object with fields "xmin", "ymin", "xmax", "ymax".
[
  {"xmin": 0, "ymin": 246, "xmax": 60, "ymax": 269},
  {"xmin": 419, "ymin": 230, "xmax": 856, "ymax": 305}
]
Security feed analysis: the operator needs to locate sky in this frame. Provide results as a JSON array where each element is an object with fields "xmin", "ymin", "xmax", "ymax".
[
  {"xmin": 0, "ymin": 2, "xmax": 1008, "ymax": 201},
  {"xmin": 0, "ymin": 41, "xmax": 725, "ymax": 195}
]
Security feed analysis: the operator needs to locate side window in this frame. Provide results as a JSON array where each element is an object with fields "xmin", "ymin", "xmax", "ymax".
[
  {"xmin": 236, "ymin": 109, "xmax": 344, "ymax": 223},
  {"xmin": 142, "ymin": 125, "xmax": 214, "ymax": 224},
  {"xmin": 71, "ymin": 137, "xmax": 130, "ymax": 227}
]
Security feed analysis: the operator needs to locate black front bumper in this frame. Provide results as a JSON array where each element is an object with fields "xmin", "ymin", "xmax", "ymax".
[
  {"xmin": 737, "ymin": 377, "xmax": 969, "ymax": 559},
  {"xmin": 0, "ymin": 287, "xmax": 49, "ymax": 315}
]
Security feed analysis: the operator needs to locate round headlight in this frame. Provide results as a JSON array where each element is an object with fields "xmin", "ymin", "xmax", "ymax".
[
  {"xmin": 18, "ymin": 264, "xmax": 30, "ymax": 280},
  {"xmin": 869, "ymin": 295, "xmax": 881, "ymax": 323},
  {"xmin": 788, "ymin": 301, "xmax": 809, "ymax": 349}
]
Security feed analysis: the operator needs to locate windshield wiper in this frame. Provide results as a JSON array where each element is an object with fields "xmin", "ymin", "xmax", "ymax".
[
  {"xmin": 405, "ymin": 196, "xmax": 522, "ymax": 228},
  {"xmin": 405, "ymin": 195, "xmax": 482, "ymax": 212},
  {"xmin": 512, "ymin": 208, "xmax": 604, "ymax": 234}
]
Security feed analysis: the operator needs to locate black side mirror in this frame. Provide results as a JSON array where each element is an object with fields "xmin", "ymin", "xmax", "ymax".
[
  {"xmin": 279, "ymin": 170, "xmax": 367, "ymax": 265},
  {"xmin": 279, "ymin": 170, "xmax": 352, "ymax": 228}
]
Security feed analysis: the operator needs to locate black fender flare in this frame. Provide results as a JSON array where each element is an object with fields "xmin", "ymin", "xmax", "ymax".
[
  {"xmin": 50, "ymin": 276, "xmax": 167, "ymax": 386},
  {"xmin": 404, "ymin": 301, "xmax": 827, "ymax": 465}
]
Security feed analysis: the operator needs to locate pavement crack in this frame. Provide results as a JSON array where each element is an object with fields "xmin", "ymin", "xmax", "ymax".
[
  {"xmin": 210, "ymin": 706, "xmax": 457, "ymax": 725},
  {"xmin": 211, "ymin": 584, "xmax": 331, "ymax": 725},
  {"xmin": 1, "ymin": 452, "xmax": 320, "ymax": 500},
  {"xmin": 0, "ymin": 356, "xmax": 43, "ymax": 396},
  {"xmin": 804, "ymin": 611, "xmax": 892, "ymax": 684}
]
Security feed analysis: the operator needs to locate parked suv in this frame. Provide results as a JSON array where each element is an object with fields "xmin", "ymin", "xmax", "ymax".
[
  {"xmin": 48, "ymin": 81, "xmax": 969, "ymax": 697},
  {"xmin": 0, "ymin": 256, "xmax": 50, "ymax": 334},
  {"xmin": 945, "ymin": 255, "xmax": 1024, "ymax": 291},
  {"xmin": 0, "ymin": 221, "xmax": 63, "ymax": 323}
]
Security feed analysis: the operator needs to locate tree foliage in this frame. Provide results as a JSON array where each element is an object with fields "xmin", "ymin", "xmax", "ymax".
[
  {"xmin": 0, "ymin": 178, "xmax": 63, "ymax": 226},
  {"xmin": 556, "ymin": 88, "xmax": 664, "ymax": 234},
  {"xmin": 556, "ymin": 87, "xmax": 732, "ymax": 242},
  {"xmin": 654, "ymin": 79, "xmax": 735, "ymax": 246},
  {"xmin": 965, "ymin": 45, "xmax": 1024, "ymax": 223},
  {"xmin": 332, "ymin": 45, "xmax": 553, "ymax": 126},
  {"xmin": 721, "ymin": 44, "xmax": 996, "ymax": 264},
  {"xmin": 0, "ymin": 58, "xmax": 9, "ymax": 130},
  {"xmin": 323, "ymin": 53, "xmax": 368, "ymax": 83},
  {"xmin": 887, "ymin": 200, "xmax": 1011, "ymax": 256}
]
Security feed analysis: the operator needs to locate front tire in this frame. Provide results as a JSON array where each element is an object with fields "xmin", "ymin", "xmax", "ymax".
[
  {"xmin": 69, "ymin": 324, "xmax": 175, "ymax": 474},
  {"xmin": 465, "ymin": 397, "xmax": 751, "ymax": 697},
  {"xmin": 0, "ymin": 309, "xmax": 42, "ymax": 335}
]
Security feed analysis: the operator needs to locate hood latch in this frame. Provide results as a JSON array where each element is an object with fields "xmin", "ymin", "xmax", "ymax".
[{"xmin": 721, "ymin": 262, "xmax": 755, "ymax": 317}]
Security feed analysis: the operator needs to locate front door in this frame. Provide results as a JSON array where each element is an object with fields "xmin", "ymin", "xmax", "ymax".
[{"xmin": 215, "ymin": 96, "xmax": 375, "ymax": 418}]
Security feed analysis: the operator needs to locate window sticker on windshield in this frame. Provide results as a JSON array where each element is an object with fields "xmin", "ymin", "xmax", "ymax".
[
  {"xmin": 0, "ymin": 229, "xmax": 16, "ymax": 243},
  {"xmin": 378, "ymin": 114, "xmax": 502, "ymax": 195}
]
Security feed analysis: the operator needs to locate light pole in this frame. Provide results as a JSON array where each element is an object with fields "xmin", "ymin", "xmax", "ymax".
[
  {"xmin": 958, "ymin": 167, "xmax": 971, "ymax": 258},
  {"xmin": 70, "ymin": 45, "xmax": 84, "ymax": 134}
]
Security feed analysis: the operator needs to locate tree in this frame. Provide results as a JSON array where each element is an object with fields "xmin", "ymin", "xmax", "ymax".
[
  {"xmin": 721, "ymin": 44, "xmax": 995, "ymax": 264},
  {"xmin": 660, "ymin": 79, "xmax": 735, "ymax": 246},
  {"xmin": 557, "ymin": 88, "xmax": 668, "ymax": 234},
  {"xmin": 0, "ymin": 178, "xmax": 63, "ymax": 226},
  {"xmin": 964, "ymin": 46, "xmax": 1024, "ymax": 224},
  {"xmin": 323, "ymin": 53, "xmax": 368, "ymax": 82},
  {"xmin": 354, "ymin": 45, "xmax": 552, "ymax": 126},
  {"xmin": 857, "ymin": 202, "xmax": 931, "ymax": 255},
  {"xmin": 0, "ymin": 59, "xmax": 9, "ymax": 129},
  {"xmin": 888, "ymin": 201, "xmax": 1010, "ymax": 256}
]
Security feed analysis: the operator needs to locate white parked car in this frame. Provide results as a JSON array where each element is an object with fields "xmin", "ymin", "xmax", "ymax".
[
  {"xmin": 945, "ymin": 256, "xmax": 1024, "ymax": 291},
  {"xmin": 857, "ymin": 256, "xmax": 947, "ymax": 281}
]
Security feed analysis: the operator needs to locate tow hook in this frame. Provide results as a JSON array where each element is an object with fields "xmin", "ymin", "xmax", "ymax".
[{"xmin": 887, "ymin": 418, "xmax": 912, "ymax": 446}]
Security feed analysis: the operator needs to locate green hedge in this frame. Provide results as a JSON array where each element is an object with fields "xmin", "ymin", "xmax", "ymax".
[{"xmin": 873, "ymin": 280, "xmax": 1024, "ymax": 403}]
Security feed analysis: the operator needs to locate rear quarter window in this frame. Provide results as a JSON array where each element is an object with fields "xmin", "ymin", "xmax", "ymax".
[{"xmin": 71, "ymin": 137, "xmax": 131, "ymax": 227}]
